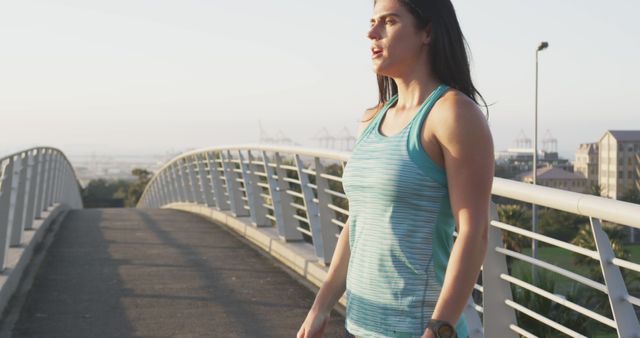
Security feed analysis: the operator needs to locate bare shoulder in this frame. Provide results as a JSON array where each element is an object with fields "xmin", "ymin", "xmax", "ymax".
[
  {"xmin": 429, "ymin": 89, "xmax": 491, "ymax": 147},
  {"xmin": 431, "ymin": 89, "xmax": 487, "ymax": 127},
  {"xmin": 356, "ymin": 105, "xmax": 382, "ymax": 138}
]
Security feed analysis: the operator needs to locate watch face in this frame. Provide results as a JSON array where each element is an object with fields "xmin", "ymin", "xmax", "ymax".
[{"xmin": 437, "ymin": 325, "xmax": 454, "ymax": 337}]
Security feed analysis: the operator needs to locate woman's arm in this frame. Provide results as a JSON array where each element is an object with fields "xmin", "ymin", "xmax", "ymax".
[
  {"xmin": 297, "ymin": 219, "xmax": 351, "ymax": 338},
  {"xmin": 311, "ymin": 220, "xmax": 351, "ymax": 312},
  {"xmin": 298, "ymin": 108, "xmax": 373, "ymax": 338},
  {"xmin": 423, "ymin": 93, "xmax": 494, "ymax": 337}
]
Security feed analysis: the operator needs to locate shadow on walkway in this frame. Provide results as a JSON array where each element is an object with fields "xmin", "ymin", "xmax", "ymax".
[{"xmin": 10, "ymin": 208, "xmax": 345, "ymax": 337}]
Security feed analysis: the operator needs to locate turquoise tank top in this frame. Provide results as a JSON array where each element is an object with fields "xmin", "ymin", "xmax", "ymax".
[{"xmin": 342, "ymin": 84, "xmax": 468, "ymax": 338}]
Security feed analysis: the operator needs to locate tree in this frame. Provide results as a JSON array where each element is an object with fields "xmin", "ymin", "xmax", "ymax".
[
  {"xmin": 621, "ymin": 187, "xmax": 640, "ymax": 204},
  {"xmin": 497, "ymin": 204, "xmax": 531, "ymax": 251},
  {"xmin": 124, "ymin": 168, "xmax": 153, "ymax": 207},
  {"xmin": 511, "ymin": 267, "xmax": 590, "ymax": 336},
  {"xmin": 497, "ymin": 204, "xmax": 532, "ymax": 274},
  {"xmin": 585, "ymin": 182, "xmax": 602, "ymax": 197},
  {"xmin": 81, "ymin": 179, "xmax": 129, "ymax": 208},
  {"xmin": 538, "ymin": 208, "xmax": 589, "ymax": 242},
  {"xmin": 571, "ymin": 224, "xmax": 631, "ymax": 282}
]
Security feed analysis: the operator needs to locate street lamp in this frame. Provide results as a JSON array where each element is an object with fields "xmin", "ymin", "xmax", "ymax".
[{"xmin": 532, "ymin": 41, "xmax": 548, "ymax": 264}]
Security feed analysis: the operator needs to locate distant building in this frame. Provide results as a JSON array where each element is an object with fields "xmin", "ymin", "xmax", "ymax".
[
  {"xmin": 598, "ymin": 130, "xmax": 640, "ymax": 199},
  {"xmin": 574, "ymin": 143, "xmax": 599, "ymax": 188},
  {"xmin": 495, "ymin": 148, "xmax": 572, "ymax": 179},
  {"xmin": 517, "ymin": 165, "xmax": 588, "ymax": 193}
]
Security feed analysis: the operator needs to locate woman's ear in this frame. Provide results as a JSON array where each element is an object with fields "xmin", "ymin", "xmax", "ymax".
[{"xmin": 422, "ymin": 23, "xmax": 433, "ymax": 45}]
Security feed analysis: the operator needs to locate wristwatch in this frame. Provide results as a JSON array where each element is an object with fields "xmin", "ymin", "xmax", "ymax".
[{"xmin": 426, "ymin": 319, "xmax": 457, "ymax": 338}]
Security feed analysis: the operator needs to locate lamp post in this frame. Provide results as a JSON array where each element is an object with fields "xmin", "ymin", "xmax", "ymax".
[{"xmin": 532, "ymin": 41, "xmax": 548, "ymax": 265}]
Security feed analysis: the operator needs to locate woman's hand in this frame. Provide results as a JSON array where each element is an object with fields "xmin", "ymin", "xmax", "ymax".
[
  {"xmin": 296, "ymin": 309, "xmax": 331, "ymax": 338},
  {"xmin": 421, "ymin": 327, "xmax": 436, "ymax": 338}
]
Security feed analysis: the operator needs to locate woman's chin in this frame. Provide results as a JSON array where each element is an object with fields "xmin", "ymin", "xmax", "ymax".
[
  {"xmin": 372, "ymin": 63, "xmax": 390, "ymax": 76},
  {"xmin": 372, "ymin": 67, "xmax": 397, "ymax": 78}
]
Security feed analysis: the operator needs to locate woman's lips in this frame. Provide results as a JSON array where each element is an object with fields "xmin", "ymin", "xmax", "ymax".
[{"xmin": 372, "ymin": 48, "xmax": 383, "ymax": 58}]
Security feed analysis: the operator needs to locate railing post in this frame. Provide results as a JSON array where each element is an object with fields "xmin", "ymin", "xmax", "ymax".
[
  {"xmin": 0, "ymin": 159, "xmax": 16, "ymax": 271},
  {"xmin": 45, "ymin": 152, "xmax": 57, "ymax": 208},
  {"xmin": 154, "ymin": 183, "xmax": 162, "ymax": 208},
  {"xmin": 270, "ymin": 152, "xmax": 302, "ymax": 241},
  {"xmin": 24, "ymin": 150, "xmax": 38, "ymax": 230},
  {"xmin": 482, "ymin": 202, "xmax": 517, "ymax": 338},
  {"xmin": 171, "ymin": 162, "xmax": 186, "ymax": 203},
  {"xmin": 160, "ymin": 171, "xmax": 173, "ymax": 205},
  {"xmin": 52, "ymin": 152, "xmax": 62, "ymax": 205},
  {"xmin": 10, "ymin": 154, "xmax": 28, "ymax": 246},
  {"xmin": 35, "ymin": 149, "xmax": 48, "ymax": 218},
  {"xmin": 31, "ymin": 150, "xmax": 44, "ymax": 220},
  {"xmin": 154, "ymin": 182, "xmax": 163, "ymax": 207},
  {"xmin": 590, "ymin": 217, "xmax": 640, "ymax": 337},
  {"xmin": 161, "ymin": 171, "xmax": 173, "ymax": 205},
  {"xmin": 59, "ymin": 156, "xmax": 69, "ymax": 204},
  {"xmin": 206, "ymin": 151, "xmax": 229, "ymax": 211},
  {"xmin": 184, "ymin": 158, "xmax": 196, "ymax": 203},
  {"xmin": 313, "ymin": 157, "xmax": 339, "ymax": 263},
  {"xmin": 144, "ymin": 184, "xmax": 152, "ymax": 208},
  {"xmin": 221, "ymin": 150, "xmax": 247, "ymax": 217},
  {"xmin": 153, "ymin": 175, "xmax": 163, "ymax": 207},
  {"xmin": 238, "ymin": 150, "xmax": 268, "ymax": 227},
  {"xmin": 177, "ymin": 159, "xmax": 191, "ymax": 203},
  {"xmin": 149, "ymin": 184, "xmax": 158, "ymax": 208},
  {"xmin": 39, "ymin": 150, "xmax": 51, "ymax": 214},
  {"xmin": 186, "ymin": 156, "xmax": 203, "ymax": 204},
  {"xmin": 196, "ymin": 154, "xmax": 215, "ymax": 207},
  {"xmin": 60, "ymin": 162, "xmax": 69, "ymax": 207},
  {"xmin": 294, "ymin": 154, "xmax": 326, "ymax": 262}
]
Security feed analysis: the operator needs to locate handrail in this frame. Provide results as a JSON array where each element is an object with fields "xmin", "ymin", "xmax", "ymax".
[
  {"xmin": 0, "ymin": 147, "xmax": 83, "ymax": 270},
  {"xmin": 493, "ymin": 177, "xmax": 640, "ymax": 228},
  {"xmin": 138, "ymin": 145, "xmax": 640, "ymax": 338}
]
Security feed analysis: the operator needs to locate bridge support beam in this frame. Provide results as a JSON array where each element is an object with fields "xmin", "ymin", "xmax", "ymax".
[
  {"xmin": 239, "ymin": 150, "xmax": 268, "ymax": 227},
  {"xmin": 482, "ymin": 203, "xmax": 517, "ymax": 338},
  {"xmin": 591, "ymin": 217, "xmax": 640, "ymax": 337},
  {"xmin": 221, "ymin": 150, "xmax": 248, "ymax": 217},
  {"xmin": 206, "ymin": 152, "xmax": 229, "ymax": 211}
]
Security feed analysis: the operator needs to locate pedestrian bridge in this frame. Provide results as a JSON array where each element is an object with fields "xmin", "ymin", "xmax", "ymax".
[{"xmin": 0, "ymin": 146, "xmax": 639, "ymax": 337}]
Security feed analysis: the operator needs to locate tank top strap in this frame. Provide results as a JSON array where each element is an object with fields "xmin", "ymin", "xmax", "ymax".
[
  {"xmin": 355, "ymin": 95, "xmax": 399, "ymax": 145},
  {"xmin": 409, "ymin": 84, "xmax": 449, "ymax": 131},
  {"xmin": 407, "ymin": 84, "xmax": 450, "ymax": 186}
]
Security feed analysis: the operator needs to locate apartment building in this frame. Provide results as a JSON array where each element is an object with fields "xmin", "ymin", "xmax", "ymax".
[
  {"xmin": 598, "ymin": 130, "xmax": 640, "ymax": 199},
  {"xmin": 574, "ymin": 143, "xmax": 599, "ymax": 188},
  {"xmin": 517, "ymin": 165, "xmax": 588, "ymax": 193}
]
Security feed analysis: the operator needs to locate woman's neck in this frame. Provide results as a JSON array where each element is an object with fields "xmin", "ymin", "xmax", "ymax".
[{"xmin": 391, "ymin": 64, "xmax": 440, "ymax": 112}]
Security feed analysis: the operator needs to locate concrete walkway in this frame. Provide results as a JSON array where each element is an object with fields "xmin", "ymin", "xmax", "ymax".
[{"xmin": 8, "ymin": 209, "xmax": 345, "ymax": 337}]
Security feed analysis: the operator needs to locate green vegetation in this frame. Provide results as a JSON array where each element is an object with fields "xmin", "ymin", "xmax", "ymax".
[
  {"xmin": 497, "ymin": 202, "xmax": 640, "ymax": 337},
  {"xmin": 621, "ymin": 187, "xmax": 640, "ymax": 204},
  {"xmin": 81, "ymin": 168, "xmax": 152, "ymax": 208}
]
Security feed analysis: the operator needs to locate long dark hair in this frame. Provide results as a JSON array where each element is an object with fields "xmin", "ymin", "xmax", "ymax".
[{"xmin": 372, "ymin": 0, "xmax": 488, "ymax": 118}]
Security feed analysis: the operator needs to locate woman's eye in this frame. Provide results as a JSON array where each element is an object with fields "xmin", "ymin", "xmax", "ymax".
[{"xmin": 385, "ymin": 20, "xmax": 395, "ymax": 25}]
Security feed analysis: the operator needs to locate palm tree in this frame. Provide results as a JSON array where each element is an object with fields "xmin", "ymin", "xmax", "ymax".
[
  {"xmin": 497, "ymin": 204, "xmax": 531, "ymax": 273},
  {"xmin": 511, "ymin": 267, "xmax": 591, "ymax": 336},
  {"xmin": 571, "ymin": 224, "xmax": 629, "ymax": 281},
  {"xmin": 570, "ymin": 224, "xmax": 639, "ymax": 321},
  {"xmin": 585, "ymin": 182, "xmax": 602, "ymax": 197}
]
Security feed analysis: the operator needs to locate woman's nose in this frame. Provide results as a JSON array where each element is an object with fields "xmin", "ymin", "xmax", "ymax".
[{"xmin": 367, "ymin": 25, "xmax": 380, "ymax": 40}]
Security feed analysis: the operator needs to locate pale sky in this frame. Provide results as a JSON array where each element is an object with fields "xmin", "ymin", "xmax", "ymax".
[{"xmin": 1, "ymin": 0, "xmax": 638, "ymax": 159}]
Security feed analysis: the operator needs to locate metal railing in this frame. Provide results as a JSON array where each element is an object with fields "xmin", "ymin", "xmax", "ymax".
[
  {"xmin": 138, "ymin": 145, "xmax": 640, "ymax": 338},
  {"xmin": 0, "ymin": 147, "xmax": 83, "ymax": 270}
]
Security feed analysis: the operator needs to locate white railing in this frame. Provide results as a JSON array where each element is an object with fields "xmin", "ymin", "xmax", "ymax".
[
  {"xmin": 486, "ymin": 179, "xmax": 640, "ymax": 338},
  {"xmin": 0, "ymin": 147, "xmax": 83, "ymax": 270},
  {"xmin": 138, "ymin": 145, "xmax": 640, "ymax": 338}
]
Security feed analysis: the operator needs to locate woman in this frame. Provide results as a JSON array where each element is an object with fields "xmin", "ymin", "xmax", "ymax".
[{"xmin": 297, "ymin": 0, "xmax": 493, "ymax": 337}]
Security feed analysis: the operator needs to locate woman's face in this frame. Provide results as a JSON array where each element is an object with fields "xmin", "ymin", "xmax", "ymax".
[{"xmin": 368, "ymin": 0, "xmax": 429, "ymax": 78}]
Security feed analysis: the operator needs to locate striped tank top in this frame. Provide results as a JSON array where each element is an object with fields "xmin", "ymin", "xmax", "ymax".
[{"xmin": 342, "ymin": 84, "xmax": 468, "ymax": 338}]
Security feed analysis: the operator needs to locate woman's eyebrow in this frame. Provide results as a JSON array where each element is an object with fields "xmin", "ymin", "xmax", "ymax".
[{"xmin": 370, "ymin": 12, "xmax": 401, "ymax": 23}]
